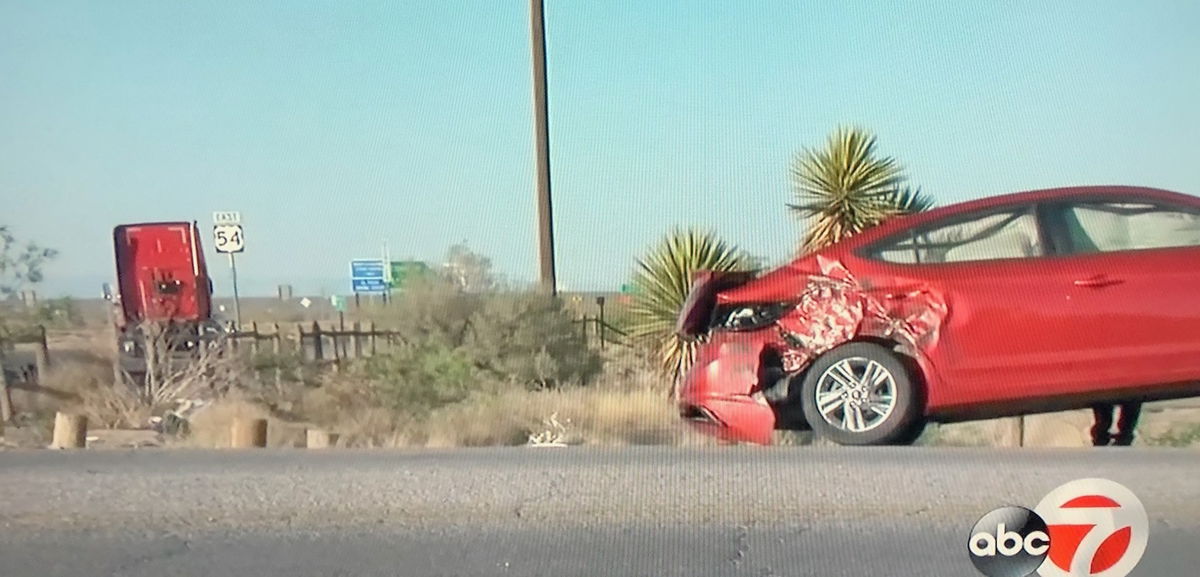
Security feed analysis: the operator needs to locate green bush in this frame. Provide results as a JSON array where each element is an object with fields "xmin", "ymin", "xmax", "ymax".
[
  {"xmin": 464, "ymin": 292, "xmax": 602, "ymax": 389},
  {"xmin": 354, "ymin": 276, "xmax": 603, "ymax": 418},
  {"xmin": 364, "ymin": 341, "xmax": 488, "ymax": 414}
]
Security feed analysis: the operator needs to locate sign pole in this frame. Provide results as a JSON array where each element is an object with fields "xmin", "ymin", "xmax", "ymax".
[
  {"xmin": 383, "ymin": 241, "xmax": 391, "ymax": 305},
  {"xmin": 229, "ymin": 253, "xmax": 242, "ymax": 330},
  {"xmin": 212, "ymin": 211, "xmax": 245, "ymax": 330}
]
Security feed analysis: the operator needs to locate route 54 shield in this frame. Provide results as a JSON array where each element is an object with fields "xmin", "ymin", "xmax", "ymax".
[{"xmin": 213, "ymin": 223, "xmax": 245, "ymax": 253}]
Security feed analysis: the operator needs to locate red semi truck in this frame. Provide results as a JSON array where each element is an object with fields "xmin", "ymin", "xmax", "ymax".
[{"xmin": 108, "ymin": 222, "xmax": 224, "ymax": 361}]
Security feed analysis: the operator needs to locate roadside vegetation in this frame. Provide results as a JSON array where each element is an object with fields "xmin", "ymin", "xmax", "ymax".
[
  {"xmin": 25, "ymin": 128, "xmax": 1198, "ymax": 450},
  {"xmin": 0, "ymin": 129, "xmax": 939, "ymax": 449}
]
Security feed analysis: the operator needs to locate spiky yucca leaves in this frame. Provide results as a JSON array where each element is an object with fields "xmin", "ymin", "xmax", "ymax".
[
  {"xmin": 627, "ymin": 228, "xmax": 753, "ymax": 395},
  {"xmin": 788, "ymin": 127, "xmax": 933, "ymax": 253}
]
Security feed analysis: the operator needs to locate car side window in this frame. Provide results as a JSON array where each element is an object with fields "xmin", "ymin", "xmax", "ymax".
[
  {"xmin": 1058, "ymin": 200, "xmax": 1200, "ymax": 254},
  {"xmin": 871, "ymin": 206, "xmax": 1044, "ymax": 264}
]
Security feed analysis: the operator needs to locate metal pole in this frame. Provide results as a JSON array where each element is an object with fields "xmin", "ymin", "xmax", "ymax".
[
  {"xmin": 530, "ymin": 0, "xmax": 557, "ymax": 297},
  {"xmin": 229, "ymin": 253, "xmax": 242, "ymax": 329}
]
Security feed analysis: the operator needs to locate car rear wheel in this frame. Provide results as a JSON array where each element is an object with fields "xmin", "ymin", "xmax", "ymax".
[{"xmin": 799, "ymin": 342, "xmax": 923, "ymax": 446}]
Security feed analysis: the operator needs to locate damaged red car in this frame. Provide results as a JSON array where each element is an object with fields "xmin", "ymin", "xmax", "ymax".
[{"xmin": 676, "ymin": 185, "xmax": 1200, "ymax": 446}]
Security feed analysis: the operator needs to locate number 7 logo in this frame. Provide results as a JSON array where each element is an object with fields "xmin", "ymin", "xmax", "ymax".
[{"xmin": 1034, "ymin": 479, "xmax": 1148, "ymax": 577}]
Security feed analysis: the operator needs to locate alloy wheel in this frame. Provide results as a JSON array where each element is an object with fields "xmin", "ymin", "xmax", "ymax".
[{"xmin": 813, "ymin": 356, "xmax": 897, "ymax": 433}]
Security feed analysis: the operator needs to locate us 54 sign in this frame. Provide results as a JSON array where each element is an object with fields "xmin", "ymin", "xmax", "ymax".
[{"xmin": 213, "ymin": 224, "xmax": 245, "ymax": 253}]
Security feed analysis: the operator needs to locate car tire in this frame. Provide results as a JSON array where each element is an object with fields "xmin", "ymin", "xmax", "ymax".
[{"xmin": 799, "ymin": 342, "xmax": 924, "ymax": 446}]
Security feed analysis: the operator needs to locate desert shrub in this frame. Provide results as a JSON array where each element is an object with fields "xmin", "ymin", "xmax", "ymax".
[
  {"xmin": 376, "ymin": 271, "xmax": 602, "ymax": 392},
  {"xmin": 386, "ymin": 275, "xmax": 485, "ymax": 348},
  {"xmin": 464, "ymin": 292, "xmax": 602, "ymax": 388},
  {"xmin": 363, "ymin": 341, "xmax": 490, "ymax": 414}
]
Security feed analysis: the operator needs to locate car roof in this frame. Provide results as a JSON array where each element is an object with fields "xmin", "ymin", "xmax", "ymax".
[{"xmin": 836, "ymin": 185, "xmax": 1196, "ymax": 249}]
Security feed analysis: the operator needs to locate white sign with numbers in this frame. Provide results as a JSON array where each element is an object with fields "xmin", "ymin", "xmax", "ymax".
[{"xmin": 213, "ymin": 224, "xmax": 245, "ymax": 253}]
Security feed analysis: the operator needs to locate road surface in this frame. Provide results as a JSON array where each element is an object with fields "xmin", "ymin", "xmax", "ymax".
[{"xmin": 1, "ymin": 447, "xmax": 1198, "ymax": 576}]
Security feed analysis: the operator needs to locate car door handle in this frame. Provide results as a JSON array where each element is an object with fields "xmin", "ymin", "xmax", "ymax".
[{"xmin": 1073, "ymin": 275, "xmax": 1123, "ymax": 288}]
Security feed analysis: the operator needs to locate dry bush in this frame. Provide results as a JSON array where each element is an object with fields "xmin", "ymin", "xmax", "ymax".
[{"xmin": 6, "ymin": 346, "xmax": 159, "ymax": 429}]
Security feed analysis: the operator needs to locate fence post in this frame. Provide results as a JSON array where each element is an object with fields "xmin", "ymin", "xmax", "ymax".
[
  {"xmin": 369, "ymin": 321, "xmax": 378, "ymax": 356},
  {"xmin": 34, "ymin": 325, "xmax": 50, "ymax": 382},
  {"xmin": 247, "ymin": 322, "xmax": 259, "ymax": 356},
  {"xmin": 0, "ymin": 356, "xmax": 13, "ymax": 423},
  {"xmin": 352, "ymin": 322, "xmax": 363, "ymax": 358},
  {"xmin": 596, "ymin": 297, "xmax": 606, "ymax": 350},
  {"xmin": 272, "ymin": 323, "xmax": 283, "ymax": 387},
  {"xmin": 331, "ymin": 323, "xmax": 341, "ymax": 364},
  {"xmin": 51, "ymin": 412, "xmax": 88, "ymax": 449},
  {"xmin": 230, "ymin": 418, "xmax": 268, "ymax": 448},
  {"xmin": 311, "ymin": 321, "xmax": 324, "ymax": 362},
  {"xmin": 338, "ymin": 312, "xmax": 348, "ymax": 359},
  {"xmin": 305, "ymin": 428, "xmax": 339, "ymax": 449}
]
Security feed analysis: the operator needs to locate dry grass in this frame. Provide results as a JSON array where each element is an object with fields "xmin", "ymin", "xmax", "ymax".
[
  {"xmin": 418, "ymin": 385, "xmax": 681, "ymax": 448},
  {"xmin": 169, "ymin": 346, "xmax": 693, "ymax": 448},
  {"xmin": 28, "ymin": 328, "xmax": 1200, "ymax": 450}
]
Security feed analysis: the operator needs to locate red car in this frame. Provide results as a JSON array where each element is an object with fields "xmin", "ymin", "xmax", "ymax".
[{"xmin": 676, "ymin": 186, "xmax": 1200, "ymax": 446}]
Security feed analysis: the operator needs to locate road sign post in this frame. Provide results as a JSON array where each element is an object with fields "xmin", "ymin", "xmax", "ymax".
[{"xmin": 213, "ymin": 212, "xmax": 244, "ymax": 329}]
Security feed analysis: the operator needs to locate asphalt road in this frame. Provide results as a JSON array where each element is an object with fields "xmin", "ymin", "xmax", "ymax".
[{"xmin": 1, "ymin": 447, "xmax": 1198, "ymax": 577}]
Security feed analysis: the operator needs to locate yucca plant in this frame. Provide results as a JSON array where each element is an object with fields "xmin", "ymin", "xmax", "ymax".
[
  {"xmin": 788, "ymin": 127, "xmax": 933, "ymax": 254},
  {"xmin": 627, "ymin": 228, "xmax": 753, "ymax": 397}
]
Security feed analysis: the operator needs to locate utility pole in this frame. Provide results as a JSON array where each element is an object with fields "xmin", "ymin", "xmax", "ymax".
[{"xmin": 530, "ymin": 0, "xmax": 558, "ymax": 296}]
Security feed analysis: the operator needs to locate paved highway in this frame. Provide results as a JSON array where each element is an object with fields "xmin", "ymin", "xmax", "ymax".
[{"xmin": 1, "ymin": 447, "xmax": 1198, "ymax": 576}]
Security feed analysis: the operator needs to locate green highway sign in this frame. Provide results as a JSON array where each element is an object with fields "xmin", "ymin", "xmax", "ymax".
[
  {"xmin": 330, "ymin": 295, "xmax": 347, "ymax": 312},
  {"xmin": 389, "ymin": 261, "xmax": 431, "ymax": 289},
  {"xmin": 620, "ymin": 283, "xmax": 636, "ymax": 294}
]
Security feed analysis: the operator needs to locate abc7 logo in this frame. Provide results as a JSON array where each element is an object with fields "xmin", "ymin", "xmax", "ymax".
[{"xmin": 967, "ymin": 479, "xmax": 1148, "ymax": 577}]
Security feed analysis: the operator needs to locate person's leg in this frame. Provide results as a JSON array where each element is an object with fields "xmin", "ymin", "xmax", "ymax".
[
  {"xmin": 1113, "ymin": 402, "xmax": 1143, "ymax": 446},
  {"xmin": 1090, "ymin": 404, "xmax": 1114, "ymax": 446}
]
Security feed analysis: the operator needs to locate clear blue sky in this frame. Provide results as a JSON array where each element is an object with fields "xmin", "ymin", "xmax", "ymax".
[{"xmin": 3, "ymin": 1, "xmax": 1198, "ymax": 298}]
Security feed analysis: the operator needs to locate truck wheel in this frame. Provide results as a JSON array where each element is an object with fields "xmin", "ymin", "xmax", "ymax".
[{"xmin": 799, "ymin": 342, "xmax": 923, "ymax": 446}]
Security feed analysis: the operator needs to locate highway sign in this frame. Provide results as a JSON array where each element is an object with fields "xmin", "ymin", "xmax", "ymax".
[
  {"xmin": 299, "ymin": 297, "xmax": 312, "ymax": 309},
  {"xmin": 389, "ymin": 261, "xmax": 430, "ymax": 289},
  {"xmin": 351, "ymin": 258, "xmax": 388, "ymax": 293},
  {"xmin": 330, "ymin": 295, "xmax": 347, "ymax": 312},
  {"xmin": 213, "ymin": 224, "xmax": 245, "ymax": 253},
  {"xmin": 213, "ymin": 211, "xmax": 241, "ymax": 225}
]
